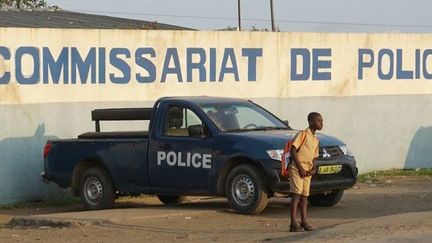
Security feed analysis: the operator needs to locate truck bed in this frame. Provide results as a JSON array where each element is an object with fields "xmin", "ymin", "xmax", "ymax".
[{"xmin": 78, "ymin": 131, "xmax": 149, "ymax": 139}]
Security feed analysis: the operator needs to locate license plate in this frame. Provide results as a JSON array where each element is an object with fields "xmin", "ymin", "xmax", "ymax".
[{"xmin": 318, "ymin": 165, "xmax": 342, "ymax": 174}]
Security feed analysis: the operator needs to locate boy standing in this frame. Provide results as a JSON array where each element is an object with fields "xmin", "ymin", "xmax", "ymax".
[{"xmin": 289, "ymin": 112, "xmax": 323, "ymax": 232}]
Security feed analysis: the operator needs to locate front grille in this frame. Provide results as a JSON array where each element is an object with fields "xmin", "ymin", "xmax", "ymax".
[{"xmin": 319, "ymin": 146, "xmax": 344, "ymax": 159}]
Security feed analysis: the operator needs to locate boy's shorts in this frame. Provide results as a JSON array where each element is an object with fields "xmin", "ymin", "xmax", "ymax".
[{"xmin": 288, "ymin": 164, "xmax": 312, "ymax": 196}]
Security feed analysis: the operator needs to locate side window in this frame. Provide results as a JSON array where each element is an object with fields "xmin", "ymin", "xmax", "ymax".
[{"xmin": 164, "ymin": 105, "xmax": 206, "ymax": 137}]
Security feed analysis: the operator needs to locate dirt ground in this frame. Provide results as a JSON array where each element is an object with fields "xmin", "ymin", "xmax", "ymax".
[{"xmin": 0, "ymin": 177, "xmax": 431, "ymax": 242}]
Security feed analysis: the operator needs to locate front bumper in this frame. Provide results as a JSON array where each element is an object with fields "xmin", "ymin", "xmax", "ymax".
[{"xmin": 260, "ymin": 155, "xmax": 358, "ymax": 194}]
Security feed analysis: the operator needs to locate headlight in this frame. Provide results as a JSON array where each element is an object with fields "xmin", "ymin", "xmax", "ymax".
[
  {"xmin": 339, "ymin": 145, "xmax": 353, "ymax": 157},
  {"xmin": 266, "ymin": 150, "xmax": 284, "ymax": 161}
]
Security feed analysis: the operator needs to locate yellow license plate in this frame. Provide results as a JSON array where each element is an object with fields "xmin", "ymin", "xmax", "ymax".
[{"xmin": 318, "ymin": 165, "xmax": 342, "ymax": 174}]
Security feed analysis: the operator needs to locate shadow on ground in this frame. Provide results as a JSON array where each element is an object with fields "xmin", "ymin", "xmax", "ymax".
[{"xmin": 113, "ymin": 182, "xmax": 432, "ymax": 221}]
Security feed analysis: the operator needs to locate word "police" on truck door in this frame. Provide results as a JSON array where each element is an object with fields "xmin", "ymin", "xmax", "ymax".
[{"xmin": 157, "ymin": 151, "xmax": 212, "ymax": 169}]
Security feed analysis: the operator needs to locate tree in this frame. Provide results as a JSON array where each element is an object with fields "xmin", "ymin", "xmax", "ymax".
[{"xmin": 0, "ymin": 0, "xmax": 50, "ymax": 9}]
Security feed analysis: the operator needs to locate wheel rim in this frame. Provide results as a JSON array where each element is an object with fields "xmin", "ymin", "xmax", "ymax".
[
  {"xmin": 231, "ymin": 174, "xmax": 255, "ymax": 206},
  {"xmin": 83, "ymin": 176, "xmax": 103, "ymax": 206}
]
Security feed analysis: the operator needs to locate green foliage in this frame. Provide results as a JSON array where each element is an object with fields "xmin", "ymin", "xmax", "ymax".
[
  {"xmin": 0, "ymin": 0, "xmax": 51, "ymax": 9},
  {"xmin": 251, "ymin": 26, "xmax": 269, "ymax": 32},
  {"xmin": 358, "ymin": 168, "xmax": 432, "ymax": 182},
  {"xmin": 220, "ymin": 26, "xmax": 238, "ymax": 31}
]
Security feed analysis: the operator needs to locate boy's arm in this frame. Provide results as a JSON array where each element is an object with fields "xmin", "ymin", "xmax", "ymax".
[
  {"xmin": 308, "ymin": 143, "xmax": 320, "ymax": 176},
  {"xmin": 291, "ymin": 146, "xmax": 307, "ymax": 178},
  {"xmin": 309, "ymin": 159, "xmax": 317, "ymax": 176}
]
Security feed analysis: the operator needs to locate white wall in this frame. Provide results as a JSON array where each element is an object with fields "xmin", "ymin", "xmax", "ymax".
[{"xmin": 0, "ymin": 28, "xmax": 431, "ymax": 203}]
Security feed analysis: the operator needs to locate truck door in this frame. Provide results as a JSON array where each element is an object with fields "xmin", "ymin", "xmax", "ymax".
[{"xmin": 148, "ymin": 104, "xmax": 214, "ymax": 191}]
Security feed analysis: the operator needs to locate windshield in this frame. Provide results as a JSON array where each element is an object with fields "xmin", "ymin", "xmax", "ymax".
[{"xmin": 199, "ymin": 101, "xmax": 289, "ymax": 132}]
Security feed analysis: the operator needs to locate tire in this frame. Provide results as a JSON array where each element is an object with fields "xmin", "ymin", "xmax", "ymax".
[
  {"xmin": 80, "ymin": 167, "xmax": 115, "ymax": 210},
  {"xmin": 226, "ymin": 164, "xmax": 269, "ymax": 215},
  {"xmin": 308, "ymin": 189, "xmax": 344, "ymax": 207},
  {"xmin": 157, "ymin": 195, "xmax": 186, "ymax": 204}
]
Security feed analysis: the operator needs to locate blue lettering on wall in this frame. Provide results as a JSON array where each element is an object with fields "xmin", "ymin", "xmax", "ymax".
[
  {"xmin": 109, "ymin": 48, "xmax": 131, "ymax": 84},
  {"xmin": 43, "ymin": 47, "xmax": 69, "ymax": 84},
  {"xmin": 415, "ymin": 49, "xmax": 421, "ymax": 79},
  {"xmin": 6, "ymin": 45, "xmax": 432, "ymax": 85},
  {"xmin": 0, "ymin": 46, "xmax": 266, "ymax": 85},
  {"xmin": 291, "ymin": 48, "xmax": 332, "ymax": 81},
  {"xmin": 187, "ymin": 48, "xmax": 206, "ymax": 82},
  {"xmin": 378, "ymin": 49, "xmax": 394, "ymax": 80},
  {"xmin": 0, "ymin": 46, "xmax": 11, "ymax": 84},
  {"xmin": 358, "ymin": 48, "xmax": 432, "ymax": 80},
  {"xmin": 209, "ymin": 48, "xmax": 217, "ymax": 82},
  {"xmin": 71, "ymin": 47, "xmax": 96, "ymax": 84},
  {"xmin": 219, "ymin": 48, "xmax": 239, "ymax": 81},
  {"xmin": 16, "ymin": 47, "xmax": 40, "ymax": 85},
  {"xmin": 422, "ymin": 49, "xmax": 432, "ymax": 79},
  {"xmin": 161, "ymin": 48, "xmax": 183, "ymax": 82},
  {"xmin": 99, "ymin": 48, "xmax": 106, "ymax": 84},
  {"xmin": 358, "ymin": 49, "xmax": 374, "ymax": 80},
  {"xmin": 312, "ymin": 48, "xmax": 331, "ymax": 80},
  {"xmin": 396, "ymin": 49, "xmax": 413, "ymax": 79},
  {"xmin": 291, "ymin": 48, "xmax": 311, "ymax": 81},
  {"xmin": 136, "ymin": 48, "xmax": 156, "ymax": 83},
  {"xmin": 242, "ymin": 48, "xmax": 262, "ymax": 81}
]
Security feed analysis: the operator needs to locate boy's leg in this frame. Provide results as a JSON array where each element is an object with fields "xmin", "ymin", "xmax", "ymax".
[
  {"xmin": 289, "ymin": 193, "xmax": 303, "ymax": 232},
  {"xmin": 300, "ymin": 176, "xmax": 314, "ymax": 231},
  {"xmin": 300, "ymin": 197, "xmax": 314, "ymax": 231},
  {"xmin": 289, "ymin": 166, "xmax": 304, "ymax": 232},
  {"xmin": 290, "ymin": 193, "xmax": 300, "ymax": 225},
  {"xmin": 300, "ymin": 195, "xmax": 308, "ymax": 223}
]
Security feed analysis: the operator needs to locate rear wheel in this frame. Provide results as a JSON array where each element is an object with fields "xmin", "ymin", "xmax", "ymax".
[
  {"xmin": 226, "ymin": 164, "xmax": 269, "ymax": 215},
  {"xmin": 157, "ymin": 195, "xmax": 186, "ymax": 204},
  {"xmin": 80, "ymin": 167, "xmax": 115, "ymax": 210},
  {"xmin": 308, "ymin": 189, "xmax": 344, "ymax": 207}
]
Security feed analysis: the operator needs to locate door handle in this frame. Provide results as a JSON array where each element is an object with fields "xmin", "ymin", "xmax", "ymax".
[{"xmin": 158, "ymin": 143, "xmax": 173, "ymax": 150}]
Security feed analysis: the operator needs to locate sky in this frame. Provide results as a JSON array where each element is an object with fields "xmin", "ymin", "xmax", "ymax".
[{"xmin": 46, "ymin": 0, "xmax": 432, "ymax": 32}]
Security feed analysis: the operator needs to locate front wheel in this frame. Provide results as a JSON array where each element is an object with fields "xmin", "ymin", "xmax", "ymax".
[
  {"xmin": 157, "ymin": 195, "xmax": 186, "ymax": 204},
  {"xmin": 226, "ymin": 164, "xmax": 269, "ymax": 215},
  {"xmin": 80, "ymin": 167, "xmax": 115, "ymax": 210},
  {"xmin": 308, "ymin": 189, "xmax": 344, "ymax": 207}
]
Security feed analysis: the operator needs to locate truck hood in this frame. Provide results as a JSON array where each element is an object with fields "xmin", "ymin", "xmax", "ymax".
[{"xmin": 230, "ymin": 129, "xmax": 345, "ymax": 149}]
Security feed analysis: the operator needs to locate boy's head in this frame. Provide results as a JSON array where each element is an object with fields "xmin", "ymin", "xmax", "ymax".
[{"xmin": 308, "ymin": 112, "xmax": 323, "ymax": 131}]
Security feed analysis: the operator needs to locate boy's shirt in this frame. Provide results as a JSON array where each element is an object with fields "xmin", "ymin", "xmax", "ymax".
[{"xmin": 292, "ymin": 128, "xmax": 319, "ymax": 171}]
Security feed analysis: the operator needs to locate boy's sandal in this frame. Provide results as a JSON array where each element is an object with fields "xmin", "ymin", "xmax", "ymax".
[
  {"xmin": 289, "ymin": 224, "xmax": 304, "ymax": 232},
  {"xmin": 300, "ymin": 222, "xmax": 314, "ymax": 231}
]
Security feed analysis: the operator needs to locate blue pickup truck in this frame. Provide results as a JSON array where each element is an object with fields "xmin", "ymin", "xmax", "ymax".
[{"xmin": 42, "ymin": 96, "xmax": 357, "ymax": 214}]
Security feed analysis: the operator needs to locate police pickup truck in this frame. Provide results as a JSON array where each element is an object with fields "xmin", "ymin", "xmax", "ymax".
[{"xmin": 42, "ymin": 96, "xmax": 357, "ymax": 214}]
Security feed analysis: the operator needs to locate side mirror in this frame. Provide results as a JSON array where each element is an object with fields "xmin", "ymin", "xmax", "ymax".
[
  {"xmin": 283, "ymin": 120, "xmax": 292, "ymax": 129},
  {"xmin": 188, "ymin": 125, "xmax": 205, "ymax": 137}
]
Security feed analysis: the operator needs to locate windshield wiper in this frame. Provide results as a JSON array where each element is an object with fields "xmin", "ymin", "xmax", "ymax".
[
  {"xmin": 248, "ymin": 126, "xmax": 288, "ymax": 131},
  {"xmin": 224, "ymin": 128, "xmax": 250, "ymax": 133},
  {"xmin": 225, "ymin": 127, "xmax": 288, "ymax": 133}
]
